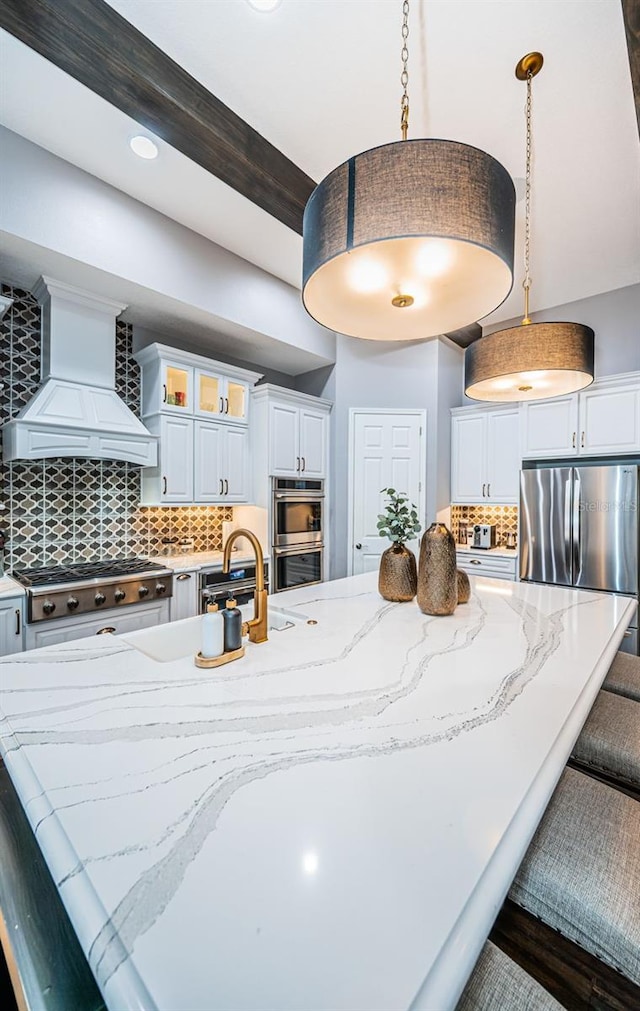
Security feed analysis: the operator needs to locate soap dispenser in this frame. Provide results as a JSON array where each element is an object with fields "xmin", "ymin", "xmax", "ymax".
[
  {"xmin": 201, "ymin": 602, "xmax": 224, "ymax": 659},
  {"xmin": 222, "ymin": 598, "xmax": 242, "ymax": 653}
]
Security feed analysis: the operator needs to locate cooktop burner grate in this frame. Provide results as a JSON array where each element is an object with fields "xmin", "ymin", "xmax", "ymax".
[{"xmin": 12, "ymin": 558, "xmax": 170, "ymax": 588}]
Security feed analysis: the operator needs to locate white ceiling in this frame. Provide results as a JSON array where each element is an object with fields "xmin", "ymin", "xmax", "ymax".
[{"xmin": 1, "ymin": 0, "xmax": 638, "ymax": 330}]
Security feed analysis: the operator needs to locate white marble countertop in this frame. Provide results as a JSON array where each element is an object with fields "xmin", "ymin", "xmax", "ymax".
[
  {"xmin": 455, "ymin": 544, "xmax": 519, "ymax": 558},
  {"xmin": 152, "ymin": 548, "xmax": 270, "ymax": 573},
  {"xmin": 0, "ymin": 573, "xmax": 26, "ymax": 600},
  {"xmin": 0, "ymin": 574, "xmax": 634, "ymax": 1011}
]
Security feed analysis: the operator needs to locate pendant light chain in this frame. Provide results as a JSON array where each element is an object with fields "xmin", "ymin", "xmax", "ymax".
[
  {"xmin": 400, "ymin": 0, "xmax": 410, "ymax": 140},
  {"xmin": 522, "ymin": 70, "xmax": 533, "ymax": 324}
]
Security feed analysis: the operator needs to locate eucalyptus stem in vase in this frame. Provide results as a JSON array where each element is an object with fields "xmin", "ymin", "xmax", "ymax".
[{"xmin": 377, "ymin": 488, "xmax": 421, "ymax": 602}]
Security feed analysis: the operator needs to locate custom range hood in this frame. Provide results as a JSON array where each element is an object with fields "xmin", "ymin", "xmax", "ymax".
[{"xmin": 3, "ymin": 277, "xmax": 157, "ymax": 466}]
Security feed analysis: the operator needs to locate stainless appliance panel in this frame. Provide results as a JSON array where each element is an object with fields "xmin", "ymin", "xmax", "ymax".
[
  {"xmin": 273, "ymin": 545, "xmax": 323, "ymax": 592},
  {"xmin": 573, "ymin": 465, "xmax": 638, "ymax": 595},
  {"xmin": 520, "ymin": 467, "xmax": 573, "ymax": 585},
  {"xmin": 273, "ymin": 497, "xmax": 323, "ymax": 547}
]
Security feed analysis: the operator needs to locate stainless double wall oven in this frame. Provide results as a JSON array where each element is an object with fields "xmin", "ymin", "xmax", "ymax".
[{"xmin": 272, "ymin": 478, "xmax": 324, "ymax": 592}]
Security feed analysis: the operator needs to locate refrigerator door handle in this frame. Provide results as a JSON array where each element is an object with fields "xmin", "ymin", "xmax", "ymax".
[
  {"xmin": 564, "ymin": 474, "xmax": 572, "ymax": 579},
  {"xmin": 573, "ymin": 471, "xmax": 582, "ymax": 584}
]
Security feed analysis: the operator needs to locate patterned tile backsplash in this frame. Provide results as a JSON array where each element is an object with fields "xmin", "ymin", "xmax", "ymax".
[
  {"xmin": 450, "ymin": 504, "xmax": 519, "ymax": 547},
  {"xmin": 0, "ymin": 283, "xmax": 231, "ymax": 571}
]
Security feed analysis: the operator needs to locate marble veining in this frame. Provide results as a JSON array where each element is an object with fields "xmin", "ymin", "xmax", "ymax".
[{"xmin": 0, "ymin": 572, "xmax": 634, "ymax": 1011}]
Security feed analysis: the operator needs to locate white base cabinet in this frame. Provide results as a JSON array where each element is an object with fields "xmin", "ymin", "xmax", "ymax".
[
  {"xmin": 451, "ymin": 407, "xmax": 520, "ymax": 504},
  {"xmin": 170, "ymin": 571, "xmax": 199, "ymax": 621},
  {"xmin": 0, "ymin": 596, "xmax": 25, "ymax": 656},
  {"xmin": 521, "ymin": 375, "xmax": 640, "ymax": 459},
  {"xmin": 456, "ymin": 552, "xmax": 518, "ymax": 581}
]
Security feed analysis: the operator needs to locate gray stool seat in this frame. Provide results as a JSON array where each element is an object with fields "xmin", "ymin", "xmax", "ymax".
[
  {"xmin": 457, "ymin": 940, "xmax": 565, "ymax": 1010},
  {"xmin": 603, "ymin": 650, "xmax": 640, "ymax": 703},
  {"xmin": 510, "ymin": 767, "xmax": 640, "ymax": 985},
  {"xmin": 572, "ymin": 690, "xmax": 640, "ymax": 791}
]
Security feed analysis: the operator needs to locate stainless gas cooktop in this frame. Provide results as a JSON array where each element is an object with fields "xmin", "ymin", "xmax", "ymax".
[{"xmin": 12, "ymin": 558, "xmax": 173, "ymax": 622}]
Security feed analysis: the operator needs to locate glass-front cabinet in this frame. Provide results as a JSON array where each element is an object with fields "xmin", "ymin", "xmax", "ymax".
[
  {"xmin": 162, "ymin": 362, "xmax": 192, "ymax": 414},
  {"xmin": 195, "ymin": 370, "xmax": 249, "ymax": 422}
]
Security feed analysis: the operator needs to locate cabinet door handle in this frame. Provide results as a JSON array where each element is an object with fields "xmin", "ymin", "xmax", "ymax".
[
  {"xmin": 296, "ymin": 456, "xmax": 300, "ymax": 472},
  {"xmin": 572, "ymin": 431, "xmax": 576, "ymax": 448},
  {"xmin": 219, "ymin": 396, "xmax": 224, "ymax": 413},
  {"xmin": 162, "ymin": 476, "xmax": 167, "ymax": 495},
  {"xmin": 482, "ymin": 483, "xmax": 486, "ymax": 497},
  {"xmin": 355, "ymin": 543, "xmax": 362, "ymax": 549},
  {"xmin": 224, "ymin": 478, "xmax": 229, "ymax": 495},
  {"xmin": 177, "ymin": 573, "xmax": 192, "ymax": 581},
  {"xmin": 225, "ymin": 397, "xmax": 229, "ymax": 414},
  {"xmin": 487, "ymin": 483, "xmax": 490, "ymax": 497},
  {"xmin": 15, "ymin": 609, "xmax": 21, "ymax": 636},
  {"xmin": 469, "ymin": 559, "xmax": 481, "ymax": 566},
  {"xmin": 581, "ymin": 431, "xmax": 585, "ymax": 448},
  {"xmin": 219, "ymin": 478, "xmax": 224, "ymax": 495},
  {"xmin": 163, "ymin": 383, "xmax": 167, "ymax": 403},
  {"xmin": 301, "ymin": 456, "xmax": 306, "ymax": 472},
  {"xmin": 96, "ymin": 626, "xmax": 116, "ymax": 635}
]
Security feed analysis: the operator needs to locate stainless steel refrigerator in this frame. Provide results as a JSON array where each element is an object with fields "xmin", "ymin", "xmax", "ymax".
[{"xmin": 520, "ymin": 464, "xmax": 639, "ymax": 654}]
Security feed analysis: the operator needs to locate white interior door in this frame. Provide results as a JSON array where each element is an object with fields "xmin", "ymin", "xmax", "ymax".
[{"xmin": 349, "ymin": 411, "xmax": 425, "ymax": 576}]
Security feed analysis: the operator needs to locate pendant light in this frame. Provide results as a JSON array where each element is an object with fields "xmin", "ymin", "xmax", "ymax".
[
  {"xmin": 302, "ymin": 1, "xmax": 516, "ymax": 341},
  {"xmin": 465, "ymin": 53, "xmax": 594, "ymax": 402}
]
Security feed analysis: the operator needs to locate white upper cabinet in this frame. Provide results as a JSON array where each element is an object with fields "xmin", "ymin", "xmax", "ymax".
[
  {"xmin": 194, "ymin": 422, "xmax": 250, "ymax": 503},
  {"xmin": 269, "ymin": 403, "xmax": 299, "ymax": 476},
  {"xmin": 299, "ymin": 408, "xmax": 328, "ymax": 477},
  {"xmin": 521, "ymin": 375, "xmax": 640, "ymax": 458},
  {"xmin": 451, "ymin": 413, "xmax": 485, "ymax": 501},
  {"xmin": 261, "ymin": 392, "xmax": 331, "ymax": 479},
  {"xmin": 136, "ymin": 343, "xmax": 261, "ymax": 425},
  {"xmin": 520, "ymin": 395, "xmax": 580, "ymax": 458},
  {"xmin": 579, "ymin": 384, "xmax": 640, "ymax": 455},
  {"xmin": 136, "ymin": 343, "xmax": 261, "ymax": 505},
  {"xmin": 451, "ymin": 408, "xmax": 520, "ymax": 504}
]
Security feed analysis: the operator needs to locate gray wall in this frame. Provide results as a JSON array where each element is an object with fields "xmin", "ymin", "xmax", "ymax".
[
  {"xmin": 317, "ymin": 335, "xmax": 463, "ymax": 579},
  {"xmin": 0, "ymin": 126, "xmax": 335, "ymax": 373},
  {"xmin": 483, "ymin": 283, "xmax": 640, "ymax": 379}
]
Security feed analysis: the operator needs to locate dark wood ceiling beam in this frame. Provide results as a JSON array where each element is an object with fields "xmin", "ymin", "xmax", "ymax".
[
  {"xmin": 622, "ymin": 0, "xmax": 640, "ymax": 137},
  {"xmin": 0, "ymin": 0, "xmax": 316, "ymax": 234},
  {"xmin": 444, "ymin": 323, "xmax": 482, "ymax": 348}
]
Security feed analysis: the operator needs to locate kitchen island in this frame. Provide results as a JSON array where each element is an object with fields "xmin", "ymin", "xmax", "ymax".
[{"xmin": 0, "ymin": 572, "xmax": 635, "ymax": 1011}]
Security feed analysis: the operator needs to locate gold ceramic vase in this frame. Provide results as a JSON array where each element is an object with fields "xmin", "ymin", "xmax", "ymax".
[
  {"xmin": 378, "ymin": 544, "xmax": 417, "ymax": 602},
  {"xmin": 417, "ymin": 523, "xmax": 458, "ymax": 616},
  {"xmin": 457, "ymin": 568, "xmax": 471, "ymax": 604}
]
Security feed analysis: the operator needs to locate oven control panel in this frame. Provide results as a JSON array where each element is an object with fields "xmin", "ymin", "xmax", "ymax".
[{"xmin": 28, "ymin": 573, "xmax": 174, "ymax": 622}]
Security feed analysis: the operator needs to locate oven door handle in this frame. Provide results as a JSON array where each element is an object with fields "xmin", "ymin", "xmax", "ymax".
[
  {"xmin": 273, "ymin": 493, "xmax": 324, "ymax": 501},
  {"xmin": 273, "ymin": 544, "xmax": 324, "ymax": 557}
]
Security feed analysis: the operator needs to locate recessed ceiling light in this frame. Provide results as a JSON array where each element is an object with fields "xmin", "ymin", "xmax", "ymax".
[
  {"xmin": 247, "ymin": 0, "xmax": 282, "ymax": 11},
  {"xmin": 129, "ymin": 135, "xmax": 159, "ymax": 160}
]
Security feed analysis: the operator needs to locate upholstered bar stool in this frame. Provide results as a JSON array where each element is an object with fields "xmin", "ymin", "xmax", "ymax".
[
  {"xmin": 456, "ymin": 941, "xmax": 565, "ymax": 1010},
  {"xmin": 570, "ymin": 689, "xmax": 640, "ymax": 796},
  {"xmin": 603, "ymin": 650, "xmax": 640, "ymax": 703},
  {"xmin": 509, "ymin": 768, "xmax": 640, "ymax": 993}
]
